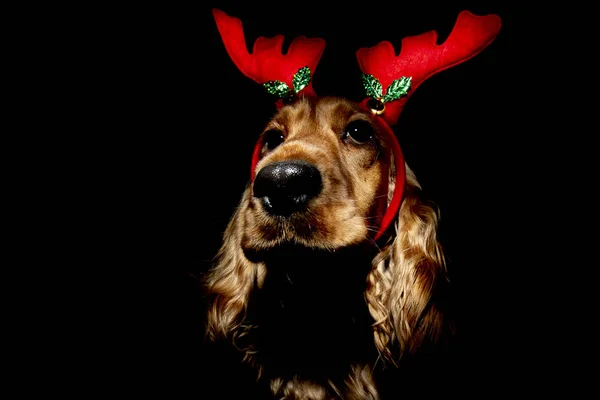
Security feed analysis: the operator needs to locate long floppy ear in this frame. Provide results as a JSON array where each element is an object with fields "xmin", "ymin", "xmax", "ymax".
[
  {"xmin": 366, "ymin": 164, "xmax": 449, "ymax": 363},
  {"xmin": 204, "ymin": 188, "xmax": 266, "ymax": 344}
]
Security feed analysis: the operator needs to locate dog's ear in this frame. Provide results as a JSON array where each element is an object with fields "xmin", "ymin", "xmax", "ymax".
[
  {"xmin": 204, "ymin": 188, "xmax": 264, "ymax": 344},
  {"xmin": 366, "ymin": 165, "xmax": 449, "ymax": 363}
]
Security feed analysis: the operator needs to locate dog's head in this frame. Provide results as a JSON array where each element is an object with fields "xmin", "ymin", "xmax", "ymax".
[
  {"xmin": 212, "ymin": 8, "xmax": 501, "ymax": 245},
  {"xmin": 242, "ymin": 96, "xmax": 392, "ymax": 253}
]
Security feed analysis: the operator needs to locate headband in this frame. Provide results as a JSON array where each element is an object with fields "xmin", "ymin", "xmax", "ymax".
[{"xmin": 212, "ymin": 8, "xmax": 501, "ymax": 241}]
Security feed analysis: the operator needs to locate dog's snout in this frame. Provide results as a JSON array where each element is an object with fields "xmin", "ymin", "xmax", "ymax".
[{"xmin": 253, "ymin": 160, "xmax": 322, "ymax": 216}]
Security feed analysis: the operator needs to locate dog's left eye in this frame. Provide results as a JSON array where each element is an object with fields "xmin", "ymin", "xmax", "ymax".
[
  {"xmin": 263, "ymin": 129, "xmax": 285, "ymax": 151},
  {"xmin": 343, "ymin": 120, "xmax": 374, "ymax": 145}
]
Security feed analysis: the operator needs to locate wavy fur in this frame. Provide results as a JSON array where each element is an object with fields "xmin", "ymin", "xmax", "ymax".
[{"xmin": 204, "ymin": 96, "xmax": 451, "ymax": 399}]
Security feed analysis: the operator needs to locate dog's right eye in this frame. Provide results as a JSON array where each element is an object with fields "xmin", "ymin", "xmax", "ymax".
[
  {"xmin": 263, "ymin": 129, "xmax": 285, "ymax": 151},
  {"xmin": 342, "ymin": 120, "xmax": 375, "ymax": 145}
]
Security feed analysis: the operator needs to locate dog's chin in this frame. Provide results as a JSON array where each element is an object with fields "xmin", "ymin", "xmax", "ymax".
[
  {"xmin": 240, "ymin": 218, "xmax": 375, "ymax": 263},
  {"xmin": 241, "ymin": 208, "xmax": 373, "ymax": 257},
  {"xmin": 241, "ymin": 222, "xmax": 372, "ymax": 261}
]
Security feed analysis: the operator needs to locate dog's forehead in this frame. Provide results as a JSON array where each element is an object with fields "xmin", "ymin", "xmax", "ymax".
[{"xmin": 269, "ymin": 97, "xmax": 366, "ymax": 136}]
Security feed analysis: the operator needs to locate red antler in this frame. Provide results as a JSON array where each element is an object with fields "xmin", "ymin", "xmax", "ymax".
[
  {"xmin": 357, "ymin": 10, "xmax": 502, "ymax": 126},
  {"xmin": 212, "ymin": 8, "xmax": 326, "ymax": 99}
]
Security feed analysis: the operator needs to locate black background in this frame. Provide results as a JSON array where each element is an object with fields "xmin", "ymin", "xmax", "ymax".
[{"xmin": 81, "ymin": 1, "xmax": 551, "ymax": 397}]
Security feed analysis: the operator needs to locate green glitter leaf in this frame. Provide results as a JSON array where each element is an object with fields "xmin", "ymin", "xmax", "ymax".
[
  {"xmin": 292, "ymin": 66, "xmax": 311, "ymax": 93},
  {"xmin": 361, "ymin": 74, "xmax": 383, "ymax": 99},
  {"xmin": 263, "ymin": 80, "xmax": 290, "ymax": 98},
  {"xmin": 382, "ymin": 76, "xmax": 412, "ymax": 103}
]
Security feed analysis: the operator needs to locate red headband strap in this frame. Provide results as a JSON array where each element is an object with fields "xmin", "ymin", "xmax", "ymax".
[{"xmin": 370, "ymin": 116, "xmax": 405, "ymax": 241}]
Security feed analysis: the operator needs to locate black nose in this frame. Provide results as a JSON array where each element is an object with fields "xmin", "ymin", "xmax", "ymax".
[{"xmin": 253, "ymin": 160, "xmax": 322, "ymax": 216}]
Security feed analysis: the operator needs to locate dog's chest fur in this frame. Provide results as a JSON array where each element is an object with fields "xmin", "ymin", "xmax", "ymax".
[{"xmin": 243, "ymin": 244, "xmax": 379, "ymax": 379}]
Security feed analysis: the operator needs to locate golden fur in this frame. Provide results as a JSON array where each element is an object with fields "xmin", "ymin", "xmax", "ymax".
[{"xmin": 204, "ymin": 96, "xmax": 450, "ymax": 399}]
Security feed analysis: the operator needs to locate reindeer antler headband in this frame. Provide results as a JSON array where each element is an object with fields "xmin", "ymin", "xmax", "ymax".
[{"xmin": 212, "ymin": 8, "xmax": 501, "ymax": 241}]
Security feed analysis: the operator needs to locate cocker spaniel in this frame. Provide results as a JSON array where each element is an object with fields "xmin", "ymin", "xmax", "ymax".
[{"xmin": 202, "ymin": 8, "xmax": 501, "ymax": 399}]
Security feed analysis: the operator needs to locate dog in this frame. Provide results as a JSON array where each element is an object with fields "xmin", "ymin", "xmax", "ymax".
[
  {"xmin": 202, "ymin": 8, "xmax": 501, "ymax": 399},
  {"xmin": 203, "ymin": 96, "xmax": 451, "ymax": 399}
]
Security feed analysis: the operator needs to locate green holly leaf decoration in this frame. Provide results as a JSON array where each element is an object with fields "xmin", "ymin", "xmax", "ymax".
[
  {"xmin": 382, "ymin": 76, "xmax": 412, "ymax": 103},
  {"xmin": 362, "ymin": 74, "xmax": 383, "ymax": 99},
  {"xmin": 362, "ymin": 73, "xmax": 412, "ymax": 105},
  {"xmin": 262, "ymin": 67, "xmax": 313, "ymax": 99},
  {"xmin": 263, "ymin": 80, "xmax": 290, "ymax": 98},
  {"xmin": 292, "ymin": 66, "xmax": 311, "ymax": 93}
]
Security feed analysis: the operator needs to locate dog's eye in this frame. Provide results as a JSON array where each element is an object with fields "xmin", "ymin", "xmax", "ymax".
[
  {"xmin": 343, "ymin": 120, "xmax": 374, "ymax": 145},
  {"xmin": 263, "ymin": 129, "xmax": 285, "ymax": 151}
]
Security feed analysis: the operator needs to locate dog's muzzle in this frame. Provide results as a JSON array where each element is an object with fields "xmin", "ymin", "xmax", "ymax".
[{"xmin": 253, "ymin": 160, "xmax": 322, "ymax": 216}]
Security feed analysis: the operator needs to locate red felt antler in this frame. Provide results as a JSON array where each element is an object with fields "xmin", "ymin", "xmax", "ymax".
[
  {"xmin": 212, "ymin": 8, "xmax": 327, "ymax": 180},
  {"xmin": 357, "ymin": 10, "xmax": 502, "ymax": 126},
  {"xmin": 212, "ymin": 8, "xmax": 326, "ymax": 101}
]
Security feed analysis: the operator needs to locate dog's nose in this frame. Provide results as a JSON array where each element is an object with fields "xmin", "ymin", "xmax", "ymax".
[{"xmin": 253, "ymin": 160, "xmax": 322, "ymax": 216}]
